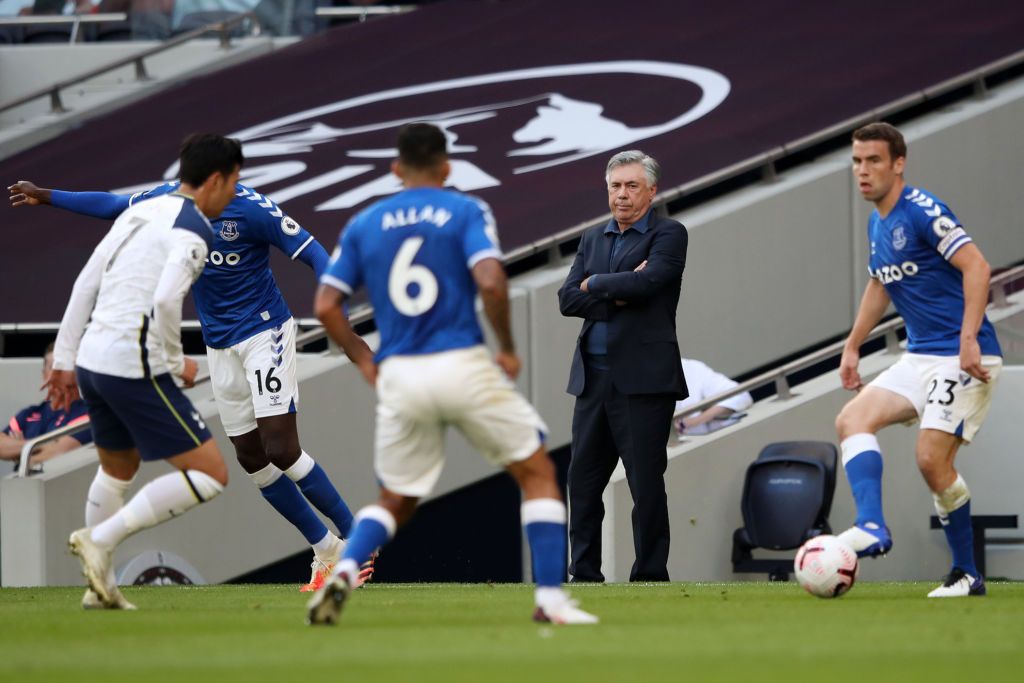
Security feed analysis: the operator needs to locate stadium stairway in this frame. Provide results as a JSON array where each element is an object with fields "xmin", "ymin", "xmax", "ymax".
[{"xmin": 0, "ymin": 35, "xmax": 286, "ymax": 162}]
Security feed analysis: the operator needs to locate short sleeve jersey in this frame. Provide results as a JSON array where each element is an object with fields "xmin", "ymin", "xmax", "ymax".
[
  {"xmin": 321, "ymin": 187, "xmax": 502, "ymax": 362},
  {"xmin": 867, "ymin": 185, "xmax": 1001, "ymax": 357},
  {"xmin": 130, "ymin": 183, "xmax": 317, "ymax": 349}
]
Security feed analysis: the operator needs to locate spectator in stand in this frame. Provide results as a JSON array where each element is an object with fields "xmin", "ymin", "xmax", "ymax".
[
  {"xmin": 0, "ymin": 343, "xmax": 92, "ymax": 469},
  {"xmin": 675, "ymin": 358, "xmax": 752, "ymax": 437}
]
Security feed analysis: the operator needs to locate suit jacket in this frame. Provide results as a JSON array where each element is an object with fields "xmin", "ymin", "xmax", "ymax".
[{"xmin": 558, "ymin": 212, "xmax": 688, "ymax": 398}]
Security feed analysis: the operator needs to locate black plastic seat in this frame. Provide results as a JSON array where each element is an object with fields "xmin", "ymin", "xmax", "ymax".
[{"xmin": 732, "ymin": 441, "xmax": 837, "ymax": 580}]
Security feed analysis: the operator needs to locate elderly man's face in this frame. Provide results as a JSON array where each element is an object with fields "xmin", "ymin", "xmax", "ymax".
[{"xmin": 607, "ymin": 163, "xmax": 656, "ymax": 229}]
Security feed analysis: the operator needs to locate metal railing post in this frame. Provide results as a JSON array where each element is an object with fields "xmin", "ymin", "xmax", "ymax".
[
  {"xmin": 49, "ymin": 89, "xmax": 67, "ymax": 114},
  {"xmin": 218, "ymin": 22, "xmax": 232, "ymax": 49},
  {"xmin": 134, "ymin": 58, "xmax": 151, "ymax": 82},
  {"xmin": 774, "ymin": 374, "xmax": 792, "ymax": 400}
]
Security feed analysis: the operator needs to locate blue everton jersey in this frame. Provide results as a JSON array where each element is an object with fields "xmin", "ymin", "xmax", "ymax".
[
  {"xmin": 867, "ymin": 185, "xmax": 1001, "ymax": 357},
  {"xmin": 130, "ymin": 183, "xmax": 317, "ymax": 348},
  {"xmin": 321, "ymin": 187, "xmax": 502, "ymax": 362}
]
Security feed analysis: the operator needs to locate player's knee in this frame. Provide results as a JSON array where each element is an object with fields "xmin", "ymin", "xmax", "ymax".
[
  {"xmin": 834, "ymin": 407, "xmax": 854, "ymax": 439},
  {"xmin": 835, "ymin": 401, "xmax": 873, "ymax": 439},
  {"xmin": 185, "ymin": 469, "xmax": 226, "ymax": 501},
  {"xmin": 258, "ymin": 425, "xmax": 300, "ymax": 468},
  {"xmin": 234, "ymin": 445, "xmax": 270, "ymax": 473},
  {"xmin": 915, "ymin": 448, "xmax": 940, "ymax": 477}
]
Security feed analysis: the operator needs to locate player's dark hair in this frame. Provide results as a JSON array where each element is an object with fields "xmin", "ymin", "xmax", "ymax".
[
  {"xmin": 852, "ymin": 122, "xmax": 907, "ymax": 161},
  {"xmin": 397, "ymin": 123, "xmax": 448, "ymax": 170},
  {"xmin": 179, "ymin": 134, "xmax": 244, "ymax": 186}
]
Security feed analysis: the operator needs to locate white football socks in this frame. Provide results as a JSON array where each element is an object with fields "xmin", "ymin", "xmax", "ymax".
[
  {"xmin": 313, "ymin": 532, "xmax": 344, "ymax": 564},
  {"xmin": 283, "ymin": 452, "xmax": 316, "ymax": 481},
  {"xmin": 85, "ymin": 466, "xmax": 134, "ymax": 527},
  {"xmin": 90, "ymin": 470, "xmax": 223, "ymax": 550},
  {"xmin": 247, "ymin": 462, "xmax": 283, "ymax": 489}
]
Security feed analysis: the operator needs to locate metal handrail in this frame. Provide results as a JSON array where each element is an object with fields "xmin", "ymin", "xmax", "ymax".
[
  {"xmin": 15, "ymin": 265, "xmax": 1024, "ymax": 476},
  {"xmin": 0, "ymin": 14, "xmax": 127, "ymax": 24},
  {"xmin": 314, "ymin": 5, "xmax": 416, "ymax": 21},
  {"xmin": 0, "ymin": 11, "xmax": 260, "ymax": 118},
  {"xmin": 672, "ymin": 264, "xmax": 1024, "ymax": 426}
]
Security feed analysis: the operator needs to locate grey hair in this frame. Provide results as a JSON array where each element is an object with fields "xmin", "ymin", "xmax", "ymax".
[{"xmin": 605, "ymin": 150, "xmax": 660, "ymax": 186}]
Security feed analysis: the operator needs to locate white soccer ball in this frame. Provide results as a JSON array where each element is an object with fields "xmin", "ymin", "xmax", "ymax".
[{"xmin": 794, "ymin": 534, "xmax": 859, "ymax": 598}]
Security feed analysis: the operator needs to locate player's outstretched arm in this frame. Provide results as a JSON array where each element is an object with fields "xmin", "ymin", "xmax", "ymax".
[
  {"xmin": 314, "ymin": 284, "xmax": 377, "ymax": 385},
  {"xmin": 8, "ymin": 180, "xmax": 52, "ymax": 207},
  {"xmin": 950, "ymin": 243, "xmax": 992, "ymax": 382},
  {"xmin": 473, "ymin": 258, "xmax": 521, "ymax": 379},
  {"xmin": 840, "ymin": 278, "xmax": 891, "ymax": 391},
  {"xmin": 9, "ymin": 180, "xmax": 131, "ymax": 219}
]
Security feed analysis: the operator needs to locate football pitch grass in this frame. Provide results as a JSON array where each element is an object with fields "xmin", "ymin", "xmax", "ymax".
[{"xmin": 2, "ymin": 582, "xmax": 1023, "ymax": 683}]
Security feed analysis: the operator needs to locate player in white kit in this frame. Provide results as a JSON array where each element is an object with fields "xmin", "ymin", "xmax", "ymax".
[{"xmin": 46, "ymin": 134, "xmax": 241, "ymax": 609}]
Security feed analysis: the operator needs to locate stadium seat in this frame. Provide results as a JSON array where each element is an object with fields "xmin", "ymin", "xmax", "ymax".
[
  {"xmin": 131, "ymin": 11, "xmax": 172, "ymax": 40},
  {"xmin": 731, "ymin": 441, "xmax": 837, "ymax": 580},
  {"xmin": 21, "ymin": 25, "xmax": 72, "ymax": 44},
  {"xmin": 94, "ymin": 20, "xmax": 134, "ymax": 42}
]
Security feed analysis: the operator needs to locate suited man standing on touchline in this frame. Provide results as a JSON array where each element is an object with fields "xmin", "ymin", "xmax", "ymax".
[{"xmin": 558, "ymin": 150, "xmax": 688, "ymax": 582}]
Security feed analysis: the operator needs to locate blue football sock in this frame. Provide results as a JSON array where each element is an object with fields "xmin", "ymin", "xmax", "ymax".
[
  {"xmin": 526, "ymin": 522, "xmax": 567, "ymax": 587},
  {"xmin": 258, "ymin": 476, "xmax": 329, "ymax": 546},
  {"xmin": 342, "ymin": 506, "xmax": 396, "ymax": 566},
  {"xmin": 522, "ymin": 498, "xmax": 568, "ymax": 587},
  {"xmin": 842, "ymin": 434, "xmax": 886, "ymax": 527},
  {"xmin": 295, "ymin": 463, "xmax": 354, "ymax": 537},
  {"xmin": 942, "ymin": 500, "xmax": 978, "ymax": 576}
]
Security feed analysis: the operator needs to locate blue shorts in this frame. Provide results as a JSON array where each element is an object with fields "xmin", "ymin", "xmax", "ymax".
[{"xmin": 76, "ymin": 367, "xmax": 212, "ymax": 461}]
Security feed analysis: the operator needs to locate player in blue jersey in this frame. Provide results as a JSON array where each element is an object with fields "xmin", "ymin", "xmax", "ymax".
[
  {"xmin": 834, "ymin": 122, "xmax": 1002, "ymax": 598},
  {"xmin": 10, "ymin": 173, "xmax": 367, "ymax": 592},
  {"xmin": 307, "ymin": 123, "xmax": 597, "ymax": 625}
]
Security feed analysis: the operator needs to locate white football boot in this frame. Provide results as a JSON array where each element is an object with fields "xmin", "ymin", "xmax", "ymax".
[
  {"xmin": 306, "ymin": 572, "xmax": 353, "ymax": 626},
  {"xmin": 837, "ymin": 522, "xmax": 892, "ymax": 558},
  {"xmin": 533, "ymin": 591, "xmax": 599, "ymax": 625},
  {"xmin": 69, "ymin": 528, "xmax": 116, "ymax": 606},
  {"xmin": 82, "ymin": 587, "xmax": 136, "ymax": 610},
  {"xmin": 927, "ymin": 568, "xmax": 986, "ymax": 598}
]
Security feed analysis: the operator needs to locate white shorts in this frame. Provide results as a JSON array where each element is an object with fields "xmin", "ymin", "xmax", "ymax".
[
  {"xmin": 207, "ymin": 318, "xmax": 299, "ymax": 437},
  {"xmin": 869, "ymin": 352, "xmax": 1002, "ymax": 443},
  {"xmin": 374, "ymin": 345, "xmax": 548, "ymax": 497}
]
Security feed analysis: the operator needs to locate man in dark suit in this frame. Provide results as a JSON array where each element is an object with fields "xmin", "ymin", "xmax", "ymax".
[{"xmin": 558, "ymin": 150, "xmax": 687, "ymax": 582}]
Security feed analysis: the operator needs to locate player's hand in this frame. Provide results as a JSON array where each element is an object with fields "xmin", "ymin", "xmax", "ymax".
[
  {"xmin": 356, "ymin": 358, "xmax": 378, "ymax": 387},
  {"xmin": 495, "ymin": 350, "xmax": 521, "ymax": 380},
  {"xmin": 43, "ymin": 369, "xmax": 79, "ymax": 413},
  {"xmin": 580, "ymin": 276, "xmax": 591, "ymax": 292},
  {"xmin": 839, "ymin": 347, "xmax": 862, "ymax": 391},
  {"xmin": 959, "ymin": 337, "xmax": 990, "ymax": 383},
  {"xmin": 634, "ymin": 259, "xmax": 647, "ymax": 272},
  {"xmin": 8, "ymin": 181, "xmax": 51, "ymax": 207},
  {"xmin": 179, "ymin": 357, "xmax": 199, "ymax": 388}
]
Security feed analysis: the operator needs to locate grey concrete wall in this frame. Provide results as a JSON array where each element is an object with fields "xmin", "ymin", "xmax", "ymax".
[
  {"xmin": 0, "ymin": 358, "xmax": 46, "ymax": 428},
  {"xmin": 0, "ymin": 293, "xmax": 530, "ymax": 587},
  {"xmin": 602, "ymin": 337, "xmax": 1024, "ymax": 583}
]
